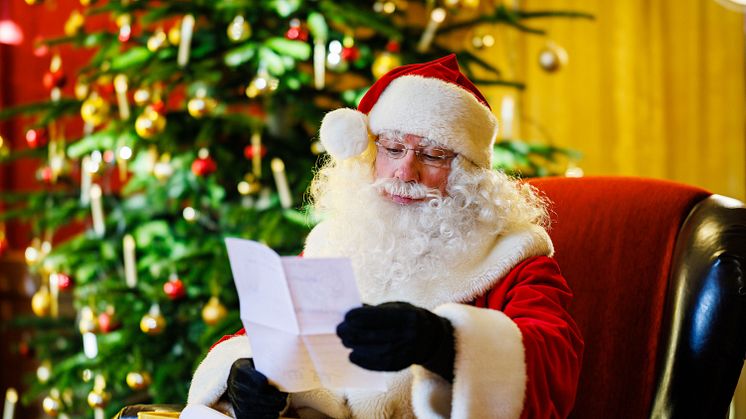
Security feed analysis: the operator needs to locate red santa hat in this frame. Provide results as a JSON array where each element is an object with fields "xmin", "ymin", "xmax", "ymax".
[{"xmin": 319, "ymin": 54, "xmax": 498, "ymax": 168}]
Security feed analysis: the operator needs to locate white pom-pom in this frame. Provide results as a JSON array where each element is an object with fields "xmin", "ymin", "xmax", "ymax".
[{"xmin": 319, "ymin": 108, "xmax": 369, "ymax": 160}]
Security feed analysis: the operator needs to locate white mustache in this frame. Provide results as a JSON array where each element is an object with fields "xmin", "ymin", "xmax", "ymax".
[{"xmin": 372, "ymin": 178, "xmax": 441, "ymax": 200}]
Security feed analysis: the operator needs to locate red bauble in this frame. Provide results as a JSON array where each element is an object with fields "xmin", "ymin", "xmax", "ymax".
[
  {"xmin": 191, "ymin": 156, "xmax": 217, "ymax": 176},
  {"xmin": 285, "ymin": 26, "xmax": 308, "ymax": 42},
  {"xmin": 42, "ymin": 69, "xmax": 67, "ymax": 90},
  {"xmin": 163, "ymin": 278, "xmax": 186, "ymax": 300},
  {"xmin": 386, "ymin": 40, "xmax": 400, "ymax": 53},
  {"xmin": 25, "ymin": 128, "xmax": 48, "ymax": 148},
  {"xmin": 151, "ymin": 100, "xmax": 167, "ymax": 114},
  {"xmin": 98, "ymin": 312, "xmax": 119, "ymax": 333},
  {"xmin": 39, "ymin": 166, "xmax": 54, "ymax": 184},
  {"xmin": 0, "ymin": 237, "xmax": 8, "ymax": 258},
  {"xmin": 243, "ymin": 144, "xmax": 267, "ymax": 160},
  {"xmin": 341, "ymin": 46, "xmax": 360, "ymax": 62},
  {"xmin": 56, "ymin": 273, "xmax": 73, "ymax": 291},
  {"xmin": 18, "ymin": 341, "xmax": 33, "ymax": 358}
]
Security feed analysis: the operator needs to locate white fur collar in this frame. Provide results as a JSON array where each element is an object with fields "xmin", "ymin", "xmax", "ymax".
[{"xmin": 303, "ymin": 221, "xmax": 553, "ymax": 309}]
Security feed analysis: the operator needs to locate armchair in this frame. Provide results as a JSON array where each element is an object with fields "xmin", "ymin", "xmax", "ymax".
[{"xmin": 526, "ymin": 176, "xmax": 746, "ymax": 418}]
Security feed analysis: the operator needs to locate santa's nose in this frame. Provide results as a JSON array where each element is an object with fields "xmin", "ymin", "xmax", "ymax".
[{"xmin": 394, "ymin": 151, "xmax": 420, "ymax": 183}]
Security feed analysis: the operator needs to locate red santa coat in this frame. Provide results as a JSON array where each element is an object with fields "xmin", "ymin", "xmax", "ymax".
[{"xmin": 187, "ymin": 225, "xmax": 583, "ymax": 418}]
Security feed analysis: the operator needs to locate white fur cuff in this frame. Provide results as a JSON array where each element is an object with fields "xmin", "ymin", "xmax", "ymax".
[
  {"xmin": 411, "ymin": 303, "xmax": 526, "ymax": 419},
  {"xmin": 187, "ymin": 335, "xmax": 253, "ymax": 407}
]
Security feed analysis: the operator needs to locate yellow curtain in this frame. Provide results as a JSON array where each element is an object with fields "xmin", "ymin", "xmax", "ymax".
[{"xmin": 471, "ymin": 0, "xmax": 745, "ymax": 200}]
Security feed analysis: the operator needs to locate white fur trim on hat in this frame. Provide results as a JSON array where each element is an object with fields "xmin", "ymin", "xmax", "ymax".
[
  {"xmin": 319, "ymin": 108, "xmax": 370, "ymax": 160},
  {"xmin": 187, "ymin": 334, "xmax": 252, "ymax": 407},
  {"xmin": 368, "ymin": 75, "xmax": 498, "ymax": 168},
  {"xmin": 411, "ymin": 303, "xmax": 526, "ymax": 419}
]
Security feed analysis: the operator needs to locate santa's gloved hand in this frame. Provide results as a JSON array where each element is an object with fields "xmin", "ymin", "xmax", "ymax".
[
  {"xmin": 226, "ymin": 358, "xmax": 288, "ymax": 419},
  {"xmin": 336, "ymin": 301, "xmax": 455, "ymax": 382}
]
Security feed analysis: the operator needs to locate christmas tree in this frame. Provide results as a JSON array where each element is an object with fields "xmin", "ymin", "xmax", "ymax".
[{"xmin": 0, "ymin": 0, "xmax": 591, "ymax": 417}]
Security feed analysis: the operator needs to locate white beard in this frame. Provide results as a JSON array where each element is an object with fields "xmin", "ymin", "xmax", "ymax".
[{"xmin": 304, "ymin": 161, "xmax": 502, "ymax": 308}]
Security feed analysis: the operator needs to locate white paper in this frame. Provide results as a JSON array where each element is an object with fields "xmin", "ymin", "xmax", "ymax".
[
  {"xmin": 180, "ymin": 404, "xmax": 231, "ymax": 418},
  {"xmin": 225, "ymin": 238, "xmax": 387, "ymax": 393}
]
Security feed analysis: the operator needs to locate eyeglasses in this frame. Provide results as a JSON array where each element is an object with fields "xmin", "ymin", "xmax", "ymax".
[{"xmin": 375, "ymin": 138, "xmax": 457, "ymax": 169}]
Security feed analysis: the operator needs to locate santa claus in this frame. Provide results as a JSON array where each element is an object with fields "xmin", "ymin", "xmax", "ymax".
[{"xmin": 187, "ymin": 54, "xmax": 583, "ymax": 419}]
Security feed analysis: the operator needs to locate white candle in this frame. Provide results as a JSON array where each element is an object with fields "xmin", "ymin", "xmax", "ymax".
[
  {"xmin": 80, "ymin": 156, "xmax": 92, "ymax": 205},
  {"xmin": 49, "ymin": 273, "xmax": 59, "ymax": 318},
  {"xmin": 251, "ymin": 131, "xmax": 262, "ymax": 178},
  {"xmin": 313, "ymin": 39, "xmax": 326, "ymax": 90},
  {"xmin": 271, "ymin": 158, "xmax": 292, "ymax": 209},
  {"xmin": 123, "ymin": 234, "xmax": 137, "ymax": 288},
  {"xmin": 417, "ymin": 8, "xmax": 447, "ymax": 53},
  {"xmin": 114, "ymin": 74, "xmax": 130, "ymax": 120},
  {"xmin": 178, "ymin": 15, "xmax": 195, "ymax": 67},
  {"xmin": 3, "ymin": 388, "xmax": 17, "ymax": 419},
  {"xmin": 82, "ymin": 332, "xmax": 98, "ymax": 359},
  {"xmin": 94, "ymin": 409, "xmax": 104, "ymax": 419},
  {"xmin": 89, "ymin": 184, "xmax": 105, "ymax": 236}
]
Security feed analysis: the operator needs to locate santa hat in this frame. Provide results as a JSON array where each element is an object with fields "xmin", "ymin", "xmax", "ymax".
[{"xmin": 319, "ymin": 54, "xmax": 498, "ymax": 168}]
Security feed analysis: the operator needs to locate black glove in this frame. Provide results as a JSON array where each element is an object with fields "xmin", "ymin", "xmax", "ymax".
[
  {"xmin": 336, "ymin": 301, "xmax": 455, "ymax": 382},
  {"xmin": 226, "ymin": 358, "xmax": 288, "ymax": 419}
]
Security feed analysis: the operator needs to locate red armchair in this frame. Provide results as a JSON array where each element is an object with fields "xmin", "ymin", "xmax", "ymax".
[{"xmin": 527, "ymin": 176, "xmax": 746, "ymax": 418}]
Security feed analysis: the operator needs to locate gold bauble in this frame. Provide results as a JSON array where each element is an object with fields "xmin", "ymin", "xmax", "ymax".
[
  {"xmin": 135, "ymin": 106, "xmax": 166, "ymax": 139},
  {"xmin": 133, "ymin": 88, "xmax": 152, "ymax": 106},
  {"xmin": 227, "ymin": 15, "xmax": 251, "ymax": 42},
  {"xmin": 86, "ymin": 388, "xmax": 110, "ymax": 409},
  {"xmin": 140, "ymin": 312, "xmax": 166, "ymax": 335},
  {"xmin": 201, "ymin": 296, "xmax": 228, "ymax": 326},
  {"xmin": 31, "ymin": 287, "xmax": 52, "ymax": 317},
  {"xmin": 24, "ymin": 0, "xmax": 44, "ymax": 5},
  {"xmin": 237, "ymin": 180, "xmax": 261, "ymax": 196},
  {"xmin": 0, "ymin": 135, "xmax": 10, "ymax": 159},
  {"xmin": 538, "ymin": 42, "xmax": 568, "ymax": 73},
  {"xmin": 147, "ymin": 28, "xmax": 167, "ymax": 52},
  {"xmin": 74, "ymin": 80, "xmax": 89, "ymax": 100},
  {"xmin": 168, "ymin": 24, "xmax": 181, "ymax": 46},
  {"xmin": 80, "ymin": 95, "xmax": 110, "ymax": 126},
  {"xmin": 187, "ymin": 96, "xmax": 218, "ymax": 118},
  {"xmin": 42, "ymin": 394, "xmax": 62, "ymax": 416},
  {"xmin": 64, "ymin": 10, "xmax": 85, "ymax": 36},
  {"xmin": 126, "ymin": 371, "xmax": 152, "ymax": 390},
  {"xmin": 372, "ymin": 53, "xmax": 401, "ymax": 79}
]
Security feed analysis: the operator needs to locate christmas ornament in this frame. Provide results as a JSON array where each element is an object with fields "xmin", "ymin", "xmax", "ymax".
[
  {"xmin": 140, "ymin": 304, "xmax": 166, "ymax": 335},
  {"xmin": 177, "ymin": 14, "xmax": 195, "ymax": 67},
  {"xmin": 191, "ymin": 149, "xmax": 217, "ymax": 176},
  {"xmin": 182, "ymin": 207, "xmax": 199, "ymax": 223},
  {"xmin": 42, "ymin": 393, "xmax": 62, "ymax": 416},
  {"xmin": 78, "ymin": 306, "xmax": 98, "ymax": 334},
  {"xmin": 51, "ymin": 272, "xmax": 73, "ymax": 291},
  {"xmin": 126, "ymin": 371, "xmax": 151, "ymax": 390},
  {"xmin": 86, "ymin": 388, "xmax": 110, "ymax": 409},
  {"xmin": 42, "ymin": 69, "xmax": 66, "ymax": 90},
  {"xmin": 371, "ymin": 49, "xmax": 401, "ymax": 79},
  {"xmin": 243, "ymin": 144, "xmax": 267, "ymax": 160},
  {"xmin": 97, "ymin": 310, "xmax": 118, "ymax": 333},
  {"xmin": 271, "ymin": 158, "xmax": 293, "ymax": 209},
  {"xmin": 31, "ymin": 286, "xmax": 51, "ymax": 317},
  {"xmin": 25, "ymin": 127, "xmax": 48, "ymax": 149},
  {"xmin": 146, "ymin": 27, "xmax": 167, "ymax": 52},
  {"xmin": 341, "ymin": 40, "xmax": 360, "ymax": 62},
  {"xmin": 163, "ymin": 275, "xmax": 185, "ymax": 300},
  {"xmin": 64, "ymin": 9, "xmax": 85, "ymax": 36},
  {"xmin": 80, "ymin": 93, "xmax": 110, "ymax": 127},
  {"xmin": 168, "ymin": 22, "xmax": 181, "ymax": 45},
  {"xmin": 201, "ymin": 296, "xmax": 228, "ymax": 325},
  {"xmin": 245, "ymin": 69, "xmax": 278, "ymax": 99},
  {"xmin": 135, "ymin": 105, "xmax": 166, "ymax": 139},
  {"xmin": 538, "ymin": 42, "xmax": 568, "ymax": 73},
  {"xmin": 285, "ymin": 18, "xmax": 308, "ymax": 42},
  {"xmin": 24, "ymin": 0, "xmax": 44, "ymax": 5},
  {"xmin": 187, "ymin": 95, "xmax": 217, "ymax": 118},
  {"xmin": 417, "ymin": 7, "xmax": 446, "ymax": 53},
  {"xmin": 116, "ymin": 13, "xmax": 132, "ymax": 43},
  {"xmin": 74, "ymin": 79, "xmax": 89, "ymax": 100},
  {"xmin": 153, "ymin": 156, "xmax": 174, "ymax": 181},
  {"xmin": 0, "ymin": 228, "xmax": 8, "ymax": 258},
  {"xmin": 123, "ymin": 234, "xmax": 137, "ymax": 288},
  {"xmin": 36, "ymin": 360, "xmax": 52, "ymax": 383},
  {"xmin": 89, "ymin": 184, "xmax": 105, "ymax": 236},
  {"xmin": 25, "ymin": 241, "xmax": 40, "ymax": 265},
  {"xmin": 237, "ymin": 174, "xmax": 261, "ymax": 196},
  {"xmin": 18, "ymin": 340, "xmax": 32, "ymax": 357},
  {"xmin": 227, "ymin": 15, "xmax": 251, "ymax": 42},
  {"xmin": 133, "ymin": 87, "xmax": 151, "ymax": 106}
]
